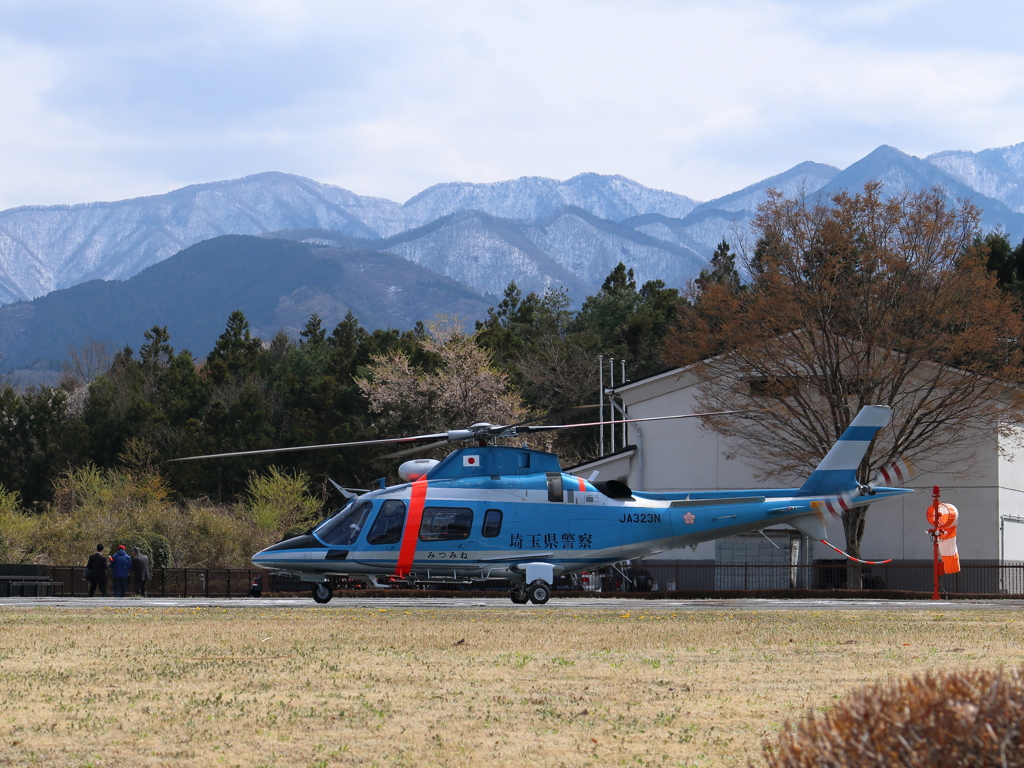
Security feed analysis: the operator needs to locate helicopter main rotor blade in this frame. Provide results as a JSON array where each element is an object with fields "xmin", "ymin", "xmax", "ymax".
[
  {"xmin": 501, "ymin": 404, "xmax": 600, "ymax": 430},
  {"xmin": 512, "ymin": 407, "xmax": 766, "ymax": 433},
  {"xmin": 168, "ymin": 408, "xmax": 764, "ymax": 463},
  {"xmin": 379, "ymin": 439, "xmax": 453, "ymax": 460},
  {"xmin": 166, "ymin": 432, "xmax": 451, "ymax": 462}
]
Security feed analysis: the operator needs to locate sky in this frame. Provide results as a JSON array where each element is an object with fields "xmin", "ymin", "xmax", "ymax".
[{"xmin": 0, "ymin": 0, "xmax": 1022, "ymax": 210}]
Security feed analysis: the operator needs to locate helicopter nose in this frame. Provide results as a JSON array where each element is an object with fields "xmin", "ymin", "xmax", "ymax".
[{"xmin": 251, "ymin": 533, "xmax": 320, "ymax": 567}]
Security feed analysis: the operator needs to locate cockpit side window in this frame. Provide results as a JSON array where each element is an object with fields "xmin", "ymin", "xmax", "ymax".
[
  {"xmin": 366, "ymin": 499, "xmax": 407, "ymax": 545},
  {"xmin": 315, "ymin": 500, "xmax": 372, "ymax": 546}
]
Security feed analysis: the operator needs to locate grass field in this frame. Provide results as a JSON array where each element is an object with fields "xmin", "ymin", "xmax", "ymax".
[{"xmin": 0, "ymin": 605, "xmax": 1022, "ymax": 767}]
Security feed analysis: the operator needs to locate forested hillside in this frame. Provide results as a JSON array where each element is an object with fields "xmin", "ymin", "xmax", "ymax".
[{"xmin": 0, "ymin": 235, "xmax": 493, "ymax": 369}]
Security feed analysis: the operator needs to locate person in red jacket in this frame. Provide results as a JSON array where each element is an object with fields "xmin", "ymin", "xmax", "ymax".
[{"xmin": 110, "ymin": 545, "xmax": 132, "ymax": 597}]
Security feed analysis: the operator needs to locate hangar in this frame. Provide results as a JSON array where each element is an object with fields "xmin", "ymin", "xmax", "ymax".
[{"xmin": 571, "ymin": 363, "xmax": 1024, "ymax": 579}]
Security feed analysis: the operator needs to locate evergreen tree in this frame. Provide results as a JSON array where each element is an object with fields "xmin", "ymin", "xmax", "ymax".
[
  {"xmin": 695, "ymin": 240, "xmax": 743, "ymax": 294},
  {"xmin": 205, "ymin": 310, "xmax": 262, "ymax": 383},
  {"xmin": 300, "ymin": 313, "xmax": 326, "ymax": 346}
]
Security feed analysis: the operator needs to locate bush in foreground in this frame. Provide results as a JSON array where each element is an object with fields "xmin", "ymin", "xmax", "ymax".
[{"xmin": 762, "ymin": 667, "xmax": 1024, "ymax": 767}]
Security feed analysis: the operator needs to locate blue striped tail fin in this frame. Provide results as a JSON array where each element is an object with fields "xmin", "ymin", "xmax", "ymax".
[{"xmin": 798, "ymin": 406, "xmax": 891, "ymax": 497}]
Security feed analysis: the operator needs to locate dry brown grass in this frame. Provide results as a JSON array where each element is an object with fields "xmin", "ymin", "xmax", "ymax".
[{"xmin": 0, "ymin": 606, "xmax": 1021, "ymax": 767}]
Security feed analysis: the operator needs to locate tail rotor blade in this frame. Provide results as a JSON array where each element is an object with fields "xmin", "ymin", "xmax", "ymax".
[{"xmin": 871, "ymin": 455, "xmax": 915, "ymax": 487}]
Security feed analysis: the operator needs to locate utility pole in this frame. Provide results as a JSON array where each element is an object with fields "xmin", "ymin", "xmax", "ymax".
[
  {"xmin": 608, "ymin": 358, "xmax": 615, "ymax": 454},
  {"xmin": 621, "ymin": 358, "xmax": 627, "ymax": 446},
  {"xmin": 598, "ymin": 355, "xmax": 604, "ymax": 456}
]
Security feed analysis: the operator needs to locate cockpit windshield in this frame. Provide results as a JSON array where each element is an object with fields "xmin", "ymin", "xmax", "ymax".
[{"xmin": 315, "ymin": 500, "xmax": 373, "ymax": 546}]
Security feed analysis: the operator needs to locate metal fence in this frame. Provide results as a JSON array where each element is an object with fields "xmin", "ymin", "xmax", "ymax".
[
  {"xmin": 49, "ymin": 566, "xmax": 264, "ymax": 597},
  {"xmin": 13, "ymin": 561, "xmax": 1024, "ymax": 598},
  {"xmin": 635, "ymin": 560, "xmax": 1024, "ymax": 595}
]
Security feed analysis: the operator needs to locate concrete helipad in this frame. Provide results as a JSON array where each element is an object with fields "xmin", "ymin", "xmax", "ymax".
[{"xmin": 3, "ymin": 595, "xmax": 1024, "ymax": 611}]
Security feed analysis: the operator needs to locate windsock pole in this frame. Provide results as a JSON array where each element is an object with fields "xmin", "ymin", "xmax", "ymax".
[{"xmin": 930, "ymin": 486, "xmax": 941, "ymax": 601}]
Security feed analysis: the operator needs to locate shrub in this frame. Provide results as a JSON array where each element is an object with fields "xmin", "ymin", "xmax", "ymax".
[
  {"xmin": 0, "ymin": 485, "xmax": 35, "ymax": 563},
  {"xmin": 244, "ymin": 466, "xmax": 321, "ymax": 540},
  {"xmin": 762, "ymin": 667, "xmax": 1024, "ymax": 767},
  {"xmin": 123, "ymin": 532, "xmax": 173, "ymax": 569},
  {"xmin": 32, "ymin": 464, "xmax": 261, "ymax": 568},
  {"xmin": 156, "ymin": 501, "xmax": 262, "ymax": 568},
  {"xmin": 36, "ymin": 464, "xmax": 175, "ymax": 566}
]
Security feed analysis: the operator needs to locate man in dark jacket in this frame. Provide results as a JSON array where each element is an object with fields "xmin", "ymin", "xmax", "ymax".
[
  {"xmin": 87, "ymin": 544, "xmax": 108, "ymax": 597},
  {"xmin": 131, "ymin": 547, "xmax": 151, "ymax": 597},
  {"xmin": 111, "ymin": 545, "xmax": 132, "ymax": 597}
]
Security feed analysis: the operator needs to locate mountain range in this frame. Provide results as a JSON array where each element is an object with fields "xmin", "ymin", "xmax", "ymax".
[
  {"xmin": 0, "ymin": 236, "xmax": 493, "ymax": 369},
  {"xmin": 2, "ymin": 141, "xmax": 1024, "ymax": 373}
]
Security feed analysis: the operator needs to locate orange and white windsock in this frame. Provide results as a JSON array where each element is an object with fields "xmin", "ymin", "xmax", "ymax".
[{"xmin": 928, "ymin": 501, "xmax": 960, "ymax": 574}]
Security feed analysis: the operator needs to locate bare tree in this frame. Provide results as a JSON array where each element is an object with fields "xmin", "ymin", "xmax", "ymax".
[
  {"xmin": 358, "ymin": 317, "xmax": 528, "ymax": 437},
  {"xmin": 62, "ymin": 338, "xmax": 113, "ymax": 386},
  {"xmin": 665, "ymin": 183, "xmax": 1024, "ymax": 570}
]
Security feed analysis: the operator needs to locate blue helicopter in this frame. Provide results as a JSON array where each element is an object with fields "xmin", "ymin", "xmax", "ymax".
[{"xmin": 174, "ymin": 405, "xmax": 912, "ymax": 604}]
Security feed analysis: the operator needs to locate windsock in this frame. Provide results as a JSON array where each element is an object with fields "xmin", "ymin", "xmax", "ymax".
[{"xmin": 927, "ymin": 501, "xmax": 960, "ymax": 574}]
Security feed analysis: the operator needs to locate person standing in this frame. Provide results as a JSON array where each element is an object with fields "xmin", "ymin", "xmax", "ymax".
[
  {"xmin": 87, "ymin": 544, "xmax": 108, "ymax": 597},
  {"xmin": 131, "ymin": 547, "xmax": 150, "ymax": 597},
  {"xmin": 110, "ymin": 545, "xmax": 132, "ymax": 597}
]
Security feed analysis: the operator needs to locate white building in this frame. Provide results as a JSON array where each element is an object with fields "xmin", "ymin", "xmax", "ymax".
[{"xmin": 570, "ymin": 365, "xmax": 1024, "ymax": 565}]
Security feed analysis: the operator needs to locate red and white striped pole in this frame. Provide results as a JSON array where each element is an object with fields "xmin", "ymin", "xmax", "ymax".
[{"xmin": 930, "ymin": 486, "xmax": 941, "ymax": 601}]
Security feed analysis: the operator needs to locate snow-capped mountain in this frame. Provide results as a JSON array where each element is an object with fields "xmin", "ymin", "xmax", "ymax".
[
  {"xmin": 0, "ymin": 172, "xmax": 701, "ymax": 305},
  {"xmin": 368, "ymin": 207, "xmax": 704, "ymax": 299},
  {"xmin": 400, "ymin": 173, "xmax": 698, "ymax": 226},
  {"xmin": 2, "ymin": 143, "xmax": 1024, "ymax": 311},
  {"xmin": 926, "ymin": 143, "xmax": 1024, "ymax": 214},
  {"xmin": 0, "ymin": 172, "xmax": 401, "ymax": 304}
]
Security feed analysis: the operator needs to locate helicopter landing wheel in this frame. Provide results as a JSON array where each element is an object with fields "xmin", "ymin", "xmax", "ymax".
[
  {"xmin": 526, "ymin": 580, "xmax": 551, "ymax": 605},
  {"xmin": 312, "ymin": 583, "xmax": 333, "ymax": 604},
  {"xmin": 509, "ymin": 587, "xmax": 530, "ymax": 604}
]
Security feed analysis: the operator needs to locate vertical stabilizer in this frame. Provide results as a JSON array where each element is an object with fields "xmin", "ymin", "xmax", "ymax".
[{"xmin": 798, "ymin": 406, "xmax": 891, "ymax": 496}]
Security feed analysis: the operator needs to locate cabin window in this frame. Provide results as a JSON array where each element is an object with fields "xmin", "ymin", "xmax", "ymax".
[
  {"xmin": 481, "ymin": 509, "xmax": 503, "ymax": 538},
  {"xmin": 315, "ymin": 500, "xmax": 372, "ymax": 546},
  {"xmin": 419, "ymin": 507, "xmax": 474, "ymax": 541},
  {"xmin": 366, "ymin": 500, "xmax": 407, "ymax": 545}
]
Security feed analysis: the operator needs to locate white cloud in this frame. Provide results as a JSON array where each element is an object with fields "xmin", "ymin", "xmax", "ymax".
[{"xmin": 0, "ymin": 0, "xmax": 1021, "ymax": 209}]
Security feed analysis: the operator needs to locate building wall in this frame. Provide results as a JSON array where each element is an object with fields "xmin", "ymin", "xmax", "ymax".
[
  {"xmin": 621, "ymin": 372, "xmax": 771, "ymax": 493},
  {"xmin": 583, "ymin": 367, "xmax": 1024, "ymax": 563}
]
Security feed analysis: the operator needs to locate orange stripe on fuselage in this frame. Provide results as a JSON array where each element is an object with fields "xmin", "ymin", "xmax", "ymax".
[
  {"xmin": 395, "ymin": 477, "xmax": 427, "ymax": 576},
  {"xmin": 577, "ymin": 476, "xmax": 585, "ymax": 492}
]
